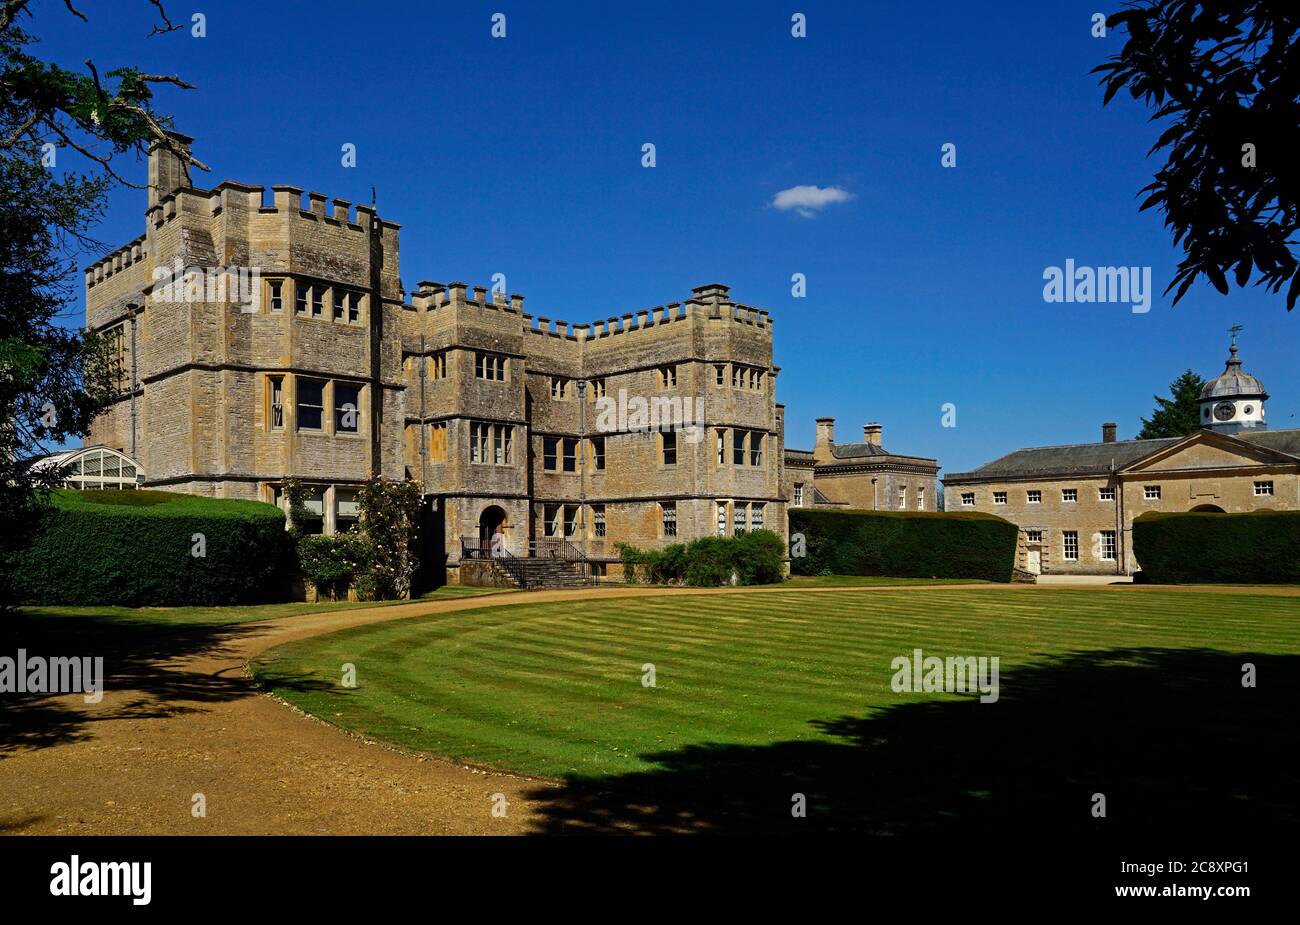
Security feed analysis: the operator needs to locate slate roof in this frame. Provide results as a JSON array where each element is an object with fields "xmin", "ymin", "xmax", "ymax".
[{"xmin": 945, "ymin": 428, "xmax": 1300, "ymax": 482}]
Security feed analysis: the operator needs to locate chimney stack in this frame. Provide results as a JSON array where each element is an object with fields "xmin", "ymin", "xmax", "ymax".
[
  {"xmin": 1102, "ymin": 422, "xmax": 1117, "ymax": 443},
  {"xmin": 814, "ymin": 417, "xmax": 835, "ymax": 464},
  {"xmin": 863, "ymin": 423, "xmax": 882, "ymax": 446},
  {"xmin": 147, "ymin": 131, "xmax": 195, "ymax": 208}
]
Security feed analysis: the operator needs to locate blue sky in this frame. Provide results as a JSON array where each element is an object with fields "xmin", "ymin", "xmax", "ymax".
[{"xmin": 32, "ymin": 0, "xmax": 1300, "ymax": 475}]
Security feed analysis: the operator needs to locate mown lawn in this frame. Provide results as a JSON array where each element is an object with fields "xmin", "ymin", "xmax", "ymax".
[
  {"xmin": 251, "ymin": 586, "xmax": 1300, "ymax": 834},
  {"xmin": 3, "ymin": 585, "xmax": 505, "ymax": 649}
]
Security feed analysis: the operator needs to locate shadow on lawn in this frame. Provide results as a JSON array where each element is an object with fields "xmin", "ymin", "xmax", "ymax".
[
  {"xmin": 0, "ymin": 611, "xmax": 333, "ymax": 759},
  {"xmin": 525, "ymin": 647, "xmax": 1298, "ymax": 835}
]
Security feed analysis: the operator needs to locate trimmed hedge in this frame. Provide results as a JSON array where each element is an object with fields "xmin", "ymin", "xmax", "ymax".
[
  {"xmin": 7, "ymin": 489, "xmax": 293, "ymax": 606},
  {"xmin": 617, "ymin": 530, "xmax": 786, "ymax": 586},
  {"xmin": 789, "ymin": 508, "xmax": 1018, "ymax": 582},
  {"xmin": 1133, "ymin": 510, "xmax": 1300, "ymax": 584}
]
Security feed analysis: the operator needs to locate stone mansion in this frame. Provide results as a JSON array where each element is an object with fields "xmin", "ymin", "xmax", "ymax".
[{"xmin": 82, "ymin": 136, "xmax": 812, "ymax": 581}]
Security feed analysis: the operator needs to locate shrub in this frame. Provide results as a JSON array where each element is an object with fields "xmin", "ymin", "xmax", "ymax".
[
  {"xmin": 354, "ymin": 478, "xmax": 421, "ymax": 600},
  {"xmin": 297, "ymin": 532, "xmax": 369, "ymax": 598},
  {"xmin": 7, "ymin": 489, "xmax": 293, "ymax": 606},
  {"xmin": 789, "ymin": 508, "xmax": 1017, "ymax": 582},
  {"xmin": 1133, "ymin": 510, "xmax": 1300, "ymax": 584},
  {"xmin": 616, "ymin": 530, "xmax": 785, "ymax": 587}
]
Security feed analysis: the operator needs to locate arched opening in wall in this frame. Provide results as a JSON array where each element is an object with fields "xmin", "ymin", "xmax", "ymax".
[
  {"xmin": 1190, "ymin": 504, "xmax": 1226, "ymax": 513},
  {"xmin": 478, "ymin": 504, "xmax": 508, "ymax": 554}
]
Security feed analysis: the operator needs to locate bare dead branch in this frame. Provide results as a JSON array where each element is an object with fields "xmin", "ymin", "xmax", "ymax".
[{"xmin": 60, "ymin": 0, "xmax": 86, "ymax": 22}]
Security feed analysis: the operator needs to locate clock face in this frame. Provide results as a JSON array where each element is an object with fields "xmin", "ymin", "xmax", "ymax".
[{"xmin": 1213, "ymin": 401, "xmax": 1236, "ymax": 422}]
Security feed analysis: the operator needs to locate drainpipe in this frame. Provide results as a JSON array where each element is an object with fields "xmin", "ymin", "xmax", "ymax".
[
  {"xmin": 418, "ymin": 333, "xmax": 427, "ymax": 491},
  {"xmin": 128, "ymin": 303, "xmax": 139, "ymax": 461},
  {"xmin": 577, "ymin": 378, "xmax": 587, "ymax": 559}
]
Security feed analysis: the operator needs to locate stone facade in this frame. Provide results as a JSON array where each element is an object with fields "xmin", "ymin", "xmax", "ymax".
[
  {"xmin": 85, "ymin": 137, "xmax": 787, "ymax": 581},
  {"xmin": 784, "ymin": 418, "xmax": 939, "ymax": 512},
  {"xmin": 945, "ymin": 423, "xmax": 1300, "ymax": 576}
]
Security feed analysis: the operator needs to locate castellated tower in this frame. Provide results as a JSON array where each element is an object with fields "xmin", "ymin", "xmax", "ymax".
[{"xmin": 84, "ymin": 139, "xmax": 786, "ymax": 583}]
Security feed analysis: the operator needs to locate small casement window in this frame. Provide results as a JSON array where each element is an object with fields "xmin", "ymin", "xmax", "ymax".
[
  {"xmin": 589, "ymin": 378, "xmax": 606, "ymax": 399},
  {"xmin": 717, "ymin": 503, "xmax": 728, "ymax": 536},
  {"xmin": 750, "ymin": 369, "xmax": 761, "ymax": 389},
  {"xmin": 590, "ymin": 436, "xmax": 606, "ymax": 470},
  {"xmin": 1027, "ymin": 529, "xmax": 1043, "ymax": 544},
  {"xmin": 592, "ymin": 505, "xmax": 606, "ymax": 537},
  {"xmin": 793, "ymin": 483, "xmax": 804, "ymax": 506},
  {"xmin": 543, "ymin": 437, "xmax": 558, "ymax": 471},
  {"xmin": 336, "ymin": 489, "xmax": 360, "ymax": 534},
  {"xmin": 1255, "ymin": 480, "xmax": 1274, "ymax": 496},
  {"xmin": 300, "ymin": 488, "xmax": 325, "ymax": 535},
  {"xmin": 661, "ymin": 502, "xmax": 677, "ymax": 537},
  {"xmin": 658, "ymin": 365, "xmax": 677, "ymax": 388},
  {"xmin": 429, "ymin": 422, "xmax": 447, "ymax": 463},
  {"xmin": 295, "ymin": 282, "xmax": 309, "ymax": 315},
  {"xmin": 543, "ymin": 504, "xmax": 561, "ymax": 537},
  {"xmin": 1144, "ymin": 485, "xmax": 1161, "ymax": 500},
  {"xmin": 1099, "ymin": 487, "xmax": 1115, "ymax": 501},
  {"xmin": 749, "ymin": 433, "xmax": 763, "ymax": 467},
  {"xmin": 494, "ymin": 425, "xmax": 513, "ymax": 465},
  {"xmin": 917, "ymin": 487, "xmax": 926, "ymax": 510},
  {"xmin": 470, "ymin": 422, "xmax": 487, "ymax": 463},
  {"xmin": 268, "ymin": 376, "xmax": 285, "ymax": 430},
  {"xmin": 717, "ymin": 428, "xmax": 727, "ymax": 465},
  {"xmin": 1100, "ymin": 530, "xmax": 1117, "ymax": 561},
  {"xmin": 268, "ymin": 280, "xmax": 284, "ymax": 313},
  {"xmin": 332, "ymin": 288, "xmax": 345, "ymax": 321},
  {"xmin": 734, "ymin": 504, "xmax": 747, "ymax": 535},
  {"xmin": 661, "ymin": 430, "xmax": 678, "ymax": 466},
  {"xmin": 751, "ymin": 503, "xmax": 765, "ymax": 531},
  {"xmin": 296, "ymin": 378, "xmax": 325, "ymax": 431},
  {"xmin": 1063, "ymin": 531, "xmax": 1079, "ymax": 561},
  {"xmin": 347, "ymin": 291, "xmax": 361, "ymax": 323},
  {"xmin": 1062, "ymin": 488, "xmax": 1078, "ymax": 502},
  {"xmin": 563, "ymin": 437, "xmax": 578, "ymax": 472},
  {"xmin": 551, "ymin": 377, "xmax": 568, "ymax": 400},
  {"xmin": 311, "ymin": 286, "xmax": 324, "ymax": 317},
  {"xmin": 732, "ymin": 430, "xmax": 746, "ymax": 465},
  {"xmin": 993, "ymin": 491, "xmax": 1007, "ymax": 504},
  {"xmin": 715, "ymin": 365, "xmax": 725, "ymax": 386},
  {"xmin": 429, "ymin": 352, "xmax": 447, "ymax": 379},
  {"xmin": 1027, "ymin": 489, "xmax": 1041, "ymax": 503},
  {"xmin": 563, "ymin": 505, "xmax": 579, "ymax": 537},
  {"xmin": 898, "ymin": 487, "xmax": 907, "ymax": 508},
  {"xmin": 475, "ymin": 352, "xmax": 506, "ymax": 381},
  {"xmin": 334, "ymin": 382, "xmax": 361, "ymax": 433},
  {"xmin": 961, "ymin": 492, "xmax": 975, "ymax": 506}
]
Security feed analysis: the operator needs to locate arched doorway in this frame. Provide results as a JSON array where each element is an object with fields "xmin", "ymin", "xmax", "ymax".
[
  {"xmin": 478, "ymin": 505, "xmax": 508, "ymax": 555},
  {"xmin": 1190, "ymin": 504, "xmax": 1226, "ymax": 513}
]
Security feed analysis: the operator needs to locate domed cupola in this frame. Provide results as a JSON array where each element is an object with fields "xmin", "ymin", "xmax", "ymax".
[{"xmin": 1199, "ymin": 332, "xmax": 1268, "ymax": 433}]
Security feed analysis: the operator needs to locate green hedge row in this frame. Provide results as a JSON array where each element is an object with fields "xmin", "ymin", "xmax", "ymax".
[
  {"xmin": 789, "ymin": 508, "xmax": 1018, "ymax": 582},
  {"xmin": 617, "ymin": 530, "xmax": 786, "ymax": 586},
  {"xmin": 1133, "ymin": 510, "xmax": 1300, "ymax": 584},
  {"xmin": 7, "ymin": 489, "xmax": 294, "ymax": 606}
]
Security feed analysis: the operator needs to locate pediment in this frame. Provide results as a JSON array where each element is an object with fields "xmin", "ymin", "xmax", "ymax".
[{"xmin": 1119, "ymin": 430, "xmax": 1297, "ymax": 474}]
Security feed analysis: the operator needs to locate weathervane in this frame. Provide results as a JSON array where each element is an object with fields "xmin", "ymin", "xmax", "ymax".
[{"xmin": 1228, "ymin": 323, "xmax": 1244, "ymax": 348}]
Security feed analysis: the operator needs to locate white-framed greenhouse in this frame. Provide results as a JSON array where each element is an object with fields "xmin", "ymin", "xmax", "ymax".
[{"xmin": 28, "ymin": 446, "xmax": 143, "ymax": 490}]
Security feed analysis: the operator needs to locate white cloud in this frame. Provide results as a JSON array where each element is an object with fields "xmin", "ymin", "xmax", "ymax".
[{"xmin": 770, "ymin": 185, "xmax": 854, "ymax": 218}]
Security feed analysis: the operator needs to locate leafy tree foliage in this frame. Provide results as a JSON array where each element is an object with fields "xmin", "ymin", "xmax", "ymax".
[
  {"xmin": 1, "ymin": 1, "xmax": 200, "ymax": 600},
  {"xmin": 1095, "ymin": 1, "xmax": 1300, "ymax": 308},
  {"xmin": 1137, "ymin": 368, "xmax": 1207, "ymax": 438}
]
